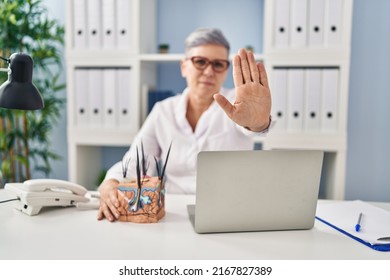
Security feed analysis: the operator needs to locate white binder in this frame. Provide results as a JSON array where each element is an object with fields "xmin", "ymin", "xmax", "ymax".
[
  {"xmin": 74, "ymin": 69, "xmax": 89, "ymax": 127},
  {"xmin": 325, "ymin": 0, "xmax": 343, "ymax": 45},
  {"xmin": 88, "ymin": 69, "xmax": 104, "ymax": 127},
  {"xmin": 102, "ymin": 68, "xmax": 117, "ymax": 128},
  {"xmin": 72, "ymin": 0, "xmax": 87, "ymax": 49},
  {"xmin": 321, "ymin": 68, "xmax": 339, "ymax": 133},
  {"xmin": 304, "ymin": 69, "xmax": 321, "ymax": 132},
  {"xmin": 271, "ymin": 69, "xmax": 288, "ymax": 132},
  {"xmin": 102, "ymin": 0, "xmax": 116, "ymax": 49},
  {"xmin": 117, "ymin": 68, "xmax": 133, "ymax": 128},
  {"xmin": 287, "ymin": 69, "xmax": 304, "ymax": 132},
  {"xmin": 87, "ymin": 0, "xmax": 102, "ymax": 49},
  {"xmin": 291, "ymin": 0, "xmax": 308, "ymax": 48},
  {"xmin": 116, "ymin": 0, "xmax": 132, "ymax": 49},
  {"xmin": 274, "ymin": 0, "xmax": 290, "ymax": 48},
  {"xmin": 308, "ymin": 0, "xmax": 325, "ymax": 46}
]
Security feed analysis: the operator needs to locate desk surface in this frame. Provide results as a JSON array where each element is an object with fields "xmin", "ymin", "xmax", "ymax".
[{"xmin": 0, "ymin": 190, "xmax": 389, "ymax": 260}]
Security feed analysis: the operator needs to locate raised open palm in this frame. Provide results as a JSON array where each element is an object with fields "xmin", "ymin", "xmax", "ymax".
[{"xmin": 214, "ymin": 48, "xmax": 272, "ymax": 132}]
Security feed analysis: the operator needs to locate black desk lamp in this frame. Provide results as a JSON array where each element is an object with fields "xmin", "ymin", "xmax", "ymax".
[{"xmin": 0, "ymin": 53, "xmax": 44, "ymax": 110}]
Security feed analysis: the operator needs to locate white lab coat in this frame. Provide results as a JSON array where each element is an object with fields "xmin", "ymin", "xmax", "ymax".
[{"xmin": 105, "ymin": 88, "xmax": 267, "ymax": 194}]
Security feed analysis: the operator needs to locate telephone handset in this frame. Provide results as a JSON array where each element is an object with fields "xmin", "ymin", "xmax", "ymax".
[
  {"xmin": 4, "ymin": 179, "xmax": 98, "ymax": 216},
  {"xmin": 22, "ymin": 179, "xmax": 88, "ymax": 196}
]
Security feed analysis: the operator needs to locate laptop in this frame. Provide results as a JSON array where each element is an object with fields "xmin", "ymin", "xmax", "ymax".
[{"xmin": 190, "ymin": 150, "xmax": 324, "ymax": 233}]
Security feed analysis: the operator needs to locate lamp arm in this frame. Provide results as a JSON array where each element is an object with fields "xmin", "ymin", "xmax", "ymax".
[
  {"xmin": 0, "ymin": 56, "xmax": 10, "ymax": 72},
  {"xmin": 0, "ymin": 56, "xmax": 10, "ymax": 63}
]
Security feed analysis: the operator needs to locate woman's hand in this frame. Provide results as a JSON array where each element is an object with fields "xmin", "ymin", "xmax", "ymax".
[
  {"xmin": 97, "ymin": 179, "xmax": 121, "ymax": 222},
  {"xmin": 214, "ymin": 48, "xmax": 272, "ymax": 132}
]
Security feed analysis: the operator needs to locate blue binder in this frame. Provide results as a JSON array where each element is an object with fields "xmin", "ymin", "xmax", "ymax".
[
  {"xmin": 316, "ymin": 216, "xmax": 390, "ymax": 252},
  {"xmin": 148, "ymin": 90, "xmax": 176, "ymax": 113},
  {"xmin": 315, "ymin": 200, "xmax": 390, "ymax": 252}
]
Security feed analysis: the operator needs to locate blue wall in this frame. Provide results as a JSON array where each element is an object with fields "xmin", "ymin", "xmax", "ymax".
[
  {"xmin": 345, "ymin": 0, "xmax": 390, "ymax": 201},
  {"xmin": 156, "ymin": 0, "xmax": 263, "ymax": 54},
  {"xmin": 156, "ymin": 0, "xmax": 264, "ymax": 93},
  {"xmin": 40, "ymin": 0, "xmax": 390, "ymax": 202}
]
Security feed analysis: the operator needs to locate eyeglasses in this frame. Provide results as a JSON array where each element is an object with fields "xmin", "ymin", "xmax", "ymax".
[{"xmin": 187, "ymin": 56, "xmax": 230, "ymax": 73}]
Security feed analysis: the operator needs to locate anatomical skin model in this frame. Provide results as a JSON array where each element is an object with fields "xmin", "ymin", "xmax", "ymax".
[{"xmin": 117, "ymin": 142, "xmax": 171, "ymax": 223}]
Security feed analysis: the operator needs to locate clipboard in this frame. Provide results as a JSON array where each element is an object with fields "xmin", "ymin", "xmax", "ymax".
[{"xmin": 316, "ymin": 200, "xmax": 390, "ymax": 252}]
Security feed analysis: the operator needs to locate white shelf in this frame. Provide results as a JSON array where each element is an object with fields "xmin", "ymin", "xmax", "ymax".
[
  {"xmin": 139, "ymin": 53, "xmax": 265, "ymax": 62},
  {"xmin": 68, "ymin": 128, "xmax": 135, "ymax": 146},
  {"xmin": 261, "ymin": 0, "xmax": 353, "ymax": 200},
  {"xmin": 265, "ymin": 50, "xmax": 350, "ymax": 65},
  {"xmin": 261, "ymin": 133, "xmax": 347, "ymax": 152},
  {"xmin": 66, "ymin": 50, "xmax": 137, "ymax": 66},
  {"xmin": 140, "ymin": 53, "xmax": 185, "ymax": 62}
]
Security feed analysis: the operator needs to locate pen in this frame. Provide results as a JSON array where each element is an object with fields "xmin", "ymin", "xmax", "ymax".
[
  {"xmin": 377, "ymin": 237, "xmax": 390, "ymax": 241},
  {"xmin": 355, "ymin": 212, "xmax": 363, "ymax": 232}
]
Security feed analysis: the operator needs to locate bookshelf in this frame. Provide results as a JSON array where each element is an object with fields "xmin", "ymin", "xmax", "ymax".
[
  {"xmin": 65, "ymin": 0, "xmax": 353, "ymax": 199},
  {"xmin": 65, "ymin": 0, "xmax": 157, "ymax": 187},
  {"xmin": 262, "ymin": 0, "xmax": 353, "ymax": 199}
]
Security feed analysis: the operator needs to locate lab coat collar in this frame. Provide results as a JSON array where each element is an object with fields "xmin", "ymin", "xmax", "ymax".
[{"xmin": 174, "ymin": 87, "xmax": 229, "ymax": 138}]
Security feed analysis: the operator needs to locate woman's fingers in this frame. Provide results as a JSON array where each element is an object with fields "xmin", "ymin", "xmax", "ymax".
[
  {"xmin": 233, "ymin": 54, "xmax": 243, "ymax": 86},
  {"xmin": 233, "ymin": 49, "xmax": 261, "ymax": 86},
  {"xmin": 257, "ymin": 62, "xmax": 269, "ymax": 88},
  {"xmin": 247, "ymin": 51, "xmax": 259, "ymax": 83},
  {"xmin": 239, "ymin": 49, "xmax": 251, "ymax": 83}
]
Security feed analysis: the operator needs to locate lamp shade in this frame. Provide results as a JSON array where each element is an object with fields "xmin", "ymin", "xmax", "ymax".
[{"xmin": 0, "ymin": 53, "xmax": 44, "ymax": 110}]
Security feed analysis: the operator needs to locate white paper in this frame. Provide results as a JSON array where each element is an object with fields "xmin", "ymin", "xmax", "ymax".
[{"xmin": 316, "ymin": 200, "xmax": 390, "ymax": 245}]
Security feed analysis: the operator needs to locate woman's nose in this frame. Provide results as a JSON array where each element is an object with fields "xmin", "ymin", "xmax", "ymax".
[{"xmin": 203, "ymin": 63, "xmax": 215, "ymax": 75}]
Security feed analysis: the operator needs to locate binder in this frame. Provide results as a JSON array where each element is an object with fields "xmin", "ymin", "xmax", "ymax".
[
  {"xmin": 117, "ymin": 68, "xmax": 133, "ymax": 128},
  {"xmin": 325, "ymin": 0, "xmax": 343, "ymax": 45},
  {"xmin": 72, "ymin": 0, "xmax": 87, "ymax": 49},
  {"xmin": 321, "ymin": 68, "xmax": 339, "ymax": 132},
  {"xmin": 116, "ymin": 0, "xmax": 132, "ymax": 49},
  {"xmin": 287, "ymin": 69, "xmax": 304, "ymax": 132},
  {"xmin": 316, "ymin": 200, "xmax": 390, "ymax": 252},
  {"xmin": 290, "ymin": 0, "xmax": 308, "ymax": 48},
  {"xmin": 102, "ymin": 68, "xmax": 117, "ymax": 128},
  {"xmin": 102, "ymin": 0, "xmax": 116, "ymax": 49},
  {"xmin": 148, "ymin": 90, "xmax": 176, "ymax": 113},
  {"xmin": 86, "ymin": 0, "xmax": 102, "ymax": 49},
  {"xmin": 271, "ymin": 68, "xmax": 288, "ymax": 132},
  {"xmin": 88, "ymin": 69, "xmax": 103, "ymax": 127},
  {"xmin": 74, "ymin": 69, "xmax": 89, "ymax": 127},
  {"xmin": 308, "ymin": 0, "xmax": 325, "ymax": 46},
  {"xmin": 304, "ymin": 68, "xmax": 321, "ymax": 132},
  {"xmin": 274, "ymin": 0, "xmax": 290, "ymax": 48}
]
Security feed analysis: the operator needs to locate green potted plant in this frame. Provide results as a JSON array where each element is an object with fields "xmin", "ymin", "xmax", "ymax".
[
  {"xmin": 158, "ymin": 43, "xmax": 170, "ymax": 54},
  {"xmin": 0, "ymin": 0, "xmax": 65, "ymax": 186}
]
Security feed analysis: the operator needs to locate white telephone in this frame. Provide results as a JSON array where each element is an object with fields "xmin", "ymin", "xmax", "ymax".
[{"xmin": 4, "ymin": 179, "xmax": 99, "ymax": 216}]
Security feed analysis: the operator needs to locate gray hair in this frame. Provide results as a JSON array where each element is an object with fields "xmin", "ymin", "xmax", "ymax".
[{"xmin": 184, "ymin": 28, "xmax": 230, "ymax": 53}]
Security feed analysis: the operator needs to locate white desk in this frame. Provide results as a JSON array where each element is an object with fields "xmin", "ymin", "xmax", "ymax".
[{"xmin": 0, "ymin": 190, "xmax": 389, "ymax": 260}]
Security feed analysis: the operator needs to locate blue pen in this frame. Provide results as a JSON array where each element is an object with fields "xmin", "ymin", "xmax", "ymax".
[{"xmin": 355, "ymin": 212, "xmax": 363, "ymax": 232}]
